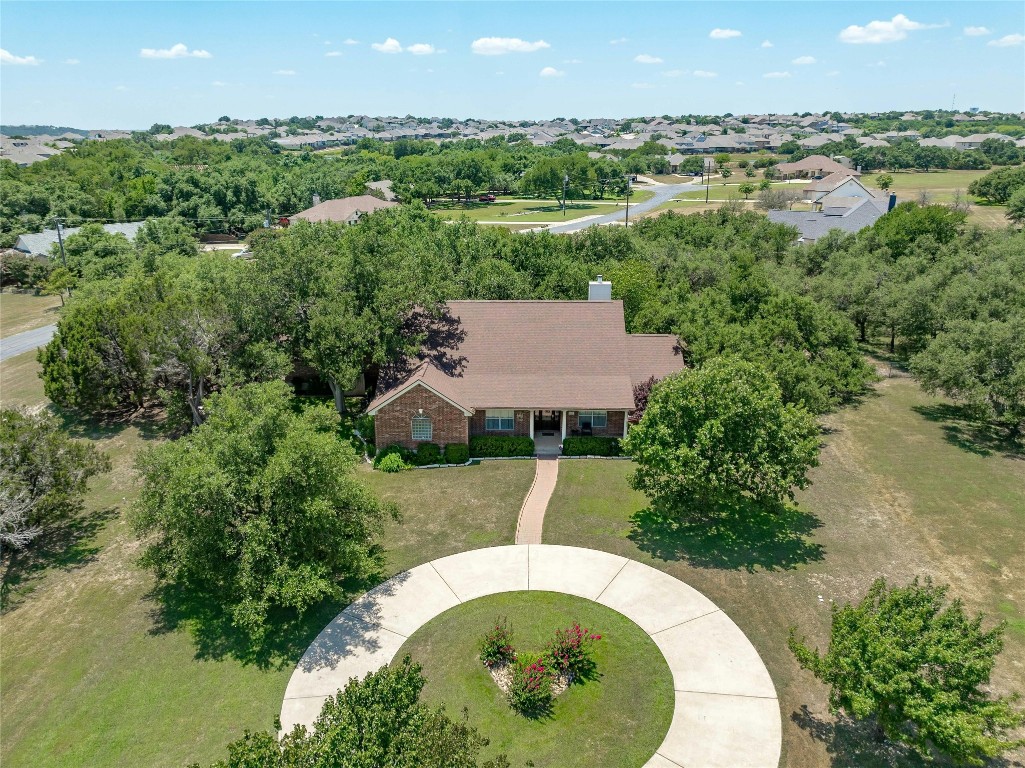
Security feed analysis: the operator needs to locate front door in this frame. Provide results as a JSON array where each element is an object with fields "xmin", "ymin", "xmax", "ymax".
[{"xmin": 534, "ymin": 410, "xmax": 561, "ymax": 434}]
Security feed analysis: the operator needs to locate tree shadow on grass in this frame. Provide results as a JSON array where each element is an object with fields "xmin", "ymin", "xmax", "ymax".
[
  {"xmin": 791, "ymin": 705, "xmax": 1024, "ymax": 768},
  {"xmin": 144, "ymin": 551, "xmax": 393, "ymax": 671},
  {"xmin": 0, "ymin": 506, "xmax": 118, "ymax": 611},
  {"xmin": 912, "ymin": 403, "xmax": 1023, "ymax": 459},
  {"xmin": 627, "ymin": 497, "xmax": 824, "ymax": 572}
]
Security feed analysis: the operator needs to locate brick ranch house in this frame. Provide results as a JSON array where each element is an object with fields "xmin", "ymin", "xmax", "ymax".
[{"xmin": 366, "ymin": 278, "xmax": 686, "ymax": 455}]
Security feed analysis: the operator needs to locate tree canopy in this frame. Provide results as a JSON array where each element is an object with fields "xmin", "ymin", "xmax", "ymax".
[
  {"xmin": 0, "ymin": 409, "xmax": 110, "ymax": 551},
  {"xmin": 789, "ymin": 578, "xmax": 1025, "ymax": 766},
  {"xmin": 201, "ymin": 658, "xmax": 508, "ymax": 768},
  {"xmin": 131, "ymin": 381, "xmax": 392, "ymax": 639},
  {"xmin": 624, "ymin": 358, "xmax": 820, "ymax": 515}
]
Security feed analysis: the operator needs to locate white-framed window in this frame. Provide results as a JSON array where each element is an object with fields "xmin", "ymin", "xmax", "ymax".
[
  {"xmin": 485, "ymin": 409, "xmax": 515, "ymax": 431},
  {"xmin": 578, "ymin": 410, "xmax": 608, "ymax": 429},
  {"xmin": 411, "ymin": 414, "xmax": 432, "ymax": 441}
]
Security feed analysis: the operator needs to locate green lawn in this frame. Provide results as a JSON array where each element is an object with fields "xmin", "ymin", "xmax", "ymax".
[
  {"xmin": 672, "ymin": 180, "xmax": 792, "ymax": 201},
  {"xmin": 364, "ymin": 461, "xmax": 535, "ymax": 575},
  {"xmin": 0, "ymin": 350, "xmax": 534, "ymax": 767},
  {"xmin": 1, "ymin": 291, "xmax": 61, "ymax": 338},
  {"xmin": 438, "ymin": 200, "xmax": 620, "ymax": 224},
  {"xmin": 544, "ymin": 369, "xmax": 1025, "ymax": 767},
  {"xmin": 396, "ymin": 591, "xmax": 674, "ymax": 768}
]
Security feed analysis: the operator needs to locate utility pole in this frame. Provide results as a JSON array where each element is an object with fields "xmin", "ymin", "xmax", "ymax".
[
  {"xmin": 625, "ymin": 175, "xmax": 631, "ymax": 227},
  {"xmin": 54, "ymin": 217, "xmax": 68, "ymax": 268}
]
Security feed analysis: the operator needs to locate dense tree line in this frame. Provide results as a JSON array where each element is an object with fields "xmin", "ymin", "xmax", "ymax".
[
  {"xmin": 38, "ymin": 204, "xmax": 879, "ymax": 429},
  {"xmin": 782, "ymin": 136, "xmax": 999, "ymax": 173},
  {"xmin": 0, "ymin": 134, "xmax": 632, "ymax": 247}
]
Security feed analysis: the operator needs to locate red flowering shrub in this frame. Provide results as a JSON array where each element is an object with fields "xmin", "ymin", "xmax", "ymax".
[
  {"xmin": 545, "ymin": 622, "xmax": 602, "ymax": 679},
  {"xmin": 479, "ymin": 617, "xmax": 515, "ymax": 667},
  {"xmin": 508, "ymin": 652, "xmax": 553, "ymax": 715}
]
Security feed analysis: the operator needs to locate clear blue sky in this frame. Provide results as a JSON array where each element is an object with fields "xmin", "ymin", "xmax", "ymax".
[{"xmin": 2, "ymin": 1, "xmax": 1023, "ymax": 128}]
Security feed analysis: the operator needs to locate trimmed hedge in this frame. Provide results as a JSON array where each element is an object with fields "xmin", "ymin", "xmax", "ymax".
[
  {"xmin": 469, "ymin": 435, "xmax": 535, "ymax": 458},
  {"xmin": 414, "ymin": 442, "xmax": 443, "ymax": 466},
  {"xmin": 444, "ymin": 443, "xmax": 470, "ymax": 464},
  {"xmin": 562, "ymin": 436, "xmax": 623, "ymax": 457}
]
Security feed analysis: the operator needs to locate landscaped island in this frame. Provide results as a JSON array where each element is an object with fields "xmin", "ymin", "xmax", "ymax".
[{"xmin": 395, "ymin": 591, "xmax": 675, "ymax": 767}]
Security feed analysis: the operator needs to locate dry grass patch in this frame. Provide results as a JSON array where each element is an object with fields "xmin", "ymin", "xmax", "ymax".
[{"xmin": 0, "ymin": 291, "xmax": 61, "ymax": 338}]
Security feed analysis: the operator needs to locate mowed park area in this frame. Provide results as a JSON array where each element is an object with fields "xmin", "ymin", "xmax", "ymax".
[
  {"xmin": 649, "ymin": 168, "xmax": 1012, "ymax": 229},
  {"xmin": 2, "ymin": 288, "xmax": 1024, "ymax": 767}
]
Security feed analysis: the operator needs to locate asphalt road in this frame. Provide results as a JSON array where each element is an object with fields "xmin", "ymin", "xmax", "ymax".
[
  {"xmin": 544, "ymin": 181, "xmax": 696, "ymax": 233},
  {"xmin": 0, "ymin": 324, "xmax": 56, "ymax": 362}
]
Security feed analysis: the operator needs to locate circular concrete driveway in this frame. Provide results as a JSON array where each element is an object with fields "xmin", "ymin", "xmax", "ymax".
[{"xmin": 281, "ymin": 545, "xmax": 781, "ymax": 768}]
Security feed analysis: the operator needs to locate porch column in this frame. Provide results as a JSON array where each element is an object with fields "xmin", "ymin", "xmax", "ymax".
[
  {"xmin": 529, "ymin": 412, "xmax": 534, "ymax": 440},
  {"xmin": 623, "ymin": 411, "xmax": 629, "ymax": 438},
  {"xmin": 560, "ymin": 410, "xmax": 567, "ymax": 440}
]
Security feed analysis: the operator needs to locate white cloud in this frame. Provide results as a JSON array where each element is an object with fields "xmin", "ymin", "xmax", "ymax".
[
  {"xmin": 735, "ymin": 81, "xmax": 745, "ymax": 86},
  {"xmin": 212, "ymin": 80, "xmax": 228, "ymax": 87},
  {"xmin": 988, "ymin": 33, "xmax": 1025, "ymax": 47},
  {"xmin": 371, "ymin": 37, "xmax": 403, "ymax": 53},
  {"xmin": 763, "ymin": 70, "xmax": 791, "ymax": 78},
  {"xmin": 963, "ymin": 26, "xmax": 992, "ymax": 36},
  {"xmin": 273, "ymin": 69, "xmax": 296, "ymax": 75},
  {"xmin": 826, "ymin": 70, "xmax": 840, "ymax": 76},
  {"xmin": 343, "ymin": 38, "xmax": 359, "ymax": 45},
  {"xmin": 325, "ymin": 51, "xmax": 342, "ymax": 57},
  {"xmin": 868, "ymin": 60, "xmax": 887, "ymax": 67},
  {"xmin": 1, "ymin": 48, "xmax": 42, "ymax": 65},
  {"xmin": 140, "ymin": 42, "xmax": 212, "ymax": 59},
  {"xmin": 471, "ymin": 37, "xmax": 549, "ymax": 55},
  {"xmin": 634, "ymin": 54, "xmax": 663, "ymax": 64},
  {"xmin": 662, "ymin": 69, "xmax": 685, "ymax": 77},
  {"xmin": 495, "ymin": 71, "xmax": 504, "ymax": 76},
  {"xmin": 564, "ymin": 58, "xmax": 583, "ymax": 64},
  {"xmin": 631, "ymin": 82, "xmax": 655, "ymax": 89},
  {"xmin": 114, "ymin": 85, "xmax": 129, "ymax": 91},
  {"xmin": 64, "ymin": 58, "xmax": 80, "ymax": 65},
  {"xmin": 539, "ymin": 66, "xmax": 564, "ymax": 77},
  {"xmin": 407, "ymin": 43, "xmax": 437, "ymax": 55},
  {"xmin": 839, "ymin": 14, "xmax": 944, "ymax": 44},
  {"xmin": 609, "ymin": 37, "xmax": 628, "ymax": 45},
  {"xmin": 760, "ymin": 40, "xmax": 773, "ymax": 48},
  {"xmin": 693, "ymin": 69, "xmax": 717, "ymax": 78},
  {"xmin": 792, "ymin": 55, "xmax": 816, "ymax": 65},
  {"xmin": 709, "ymin": 28, "xmax": 742, "ymax": 39}
]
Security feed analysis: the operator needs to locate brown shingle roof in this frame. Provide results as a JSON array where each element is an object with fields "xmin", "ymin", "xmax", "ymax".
[
  {"xmin": 775, "ymin": 155, "xmax": 854, "ymax": 177},
  {"xmin": 367, "ymin": 300, "xmax": 685, "ymax": 413},
  {"xmin": 290, "ymin": 195, "xmax": 397, "ymax": 223}
]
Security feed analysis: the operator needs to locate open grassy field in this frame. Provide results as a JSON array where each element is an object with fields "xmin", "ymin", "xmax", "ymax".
[
  {"xmin": 671, "ymin": 180, "xmax": 794, "ymax": 201},
  {"xmin": 397, "ymin": 590, "xmax": 674, "ymax": 768},
  {"xmin": 544, "ymin": 367, "xmax": 1025, "ymax": 767},
  {"xmin": 0, "ymin": 350, "xmax": 534, "ymax": 768},
  {"xmin": 436, "ymin": 200, "xmax": 620, "ymax": 224},
  {"xmin": 1, "ymin": 291, "xmax": 61, "ymax": 338}
]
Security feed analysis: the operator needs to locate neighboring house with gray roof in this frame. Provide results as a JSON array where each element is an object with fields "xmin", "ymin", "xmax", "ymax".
[
  {"xmin": 767, "ymin": 196, "xmax": 894, "ymax": 243},
  {"xmin": 14, "ymin": 222, "xmax": 146, "ymax": 258}
]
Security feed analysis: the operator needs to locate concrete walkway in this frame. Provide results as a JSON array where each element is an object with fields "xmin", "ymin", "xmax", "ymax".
[
  {"xmin": 281, "ymin": 545, "xmax": 781, "ymax": 768},
  {"xmin": 514, "ymin": 457, "xmax": 559, "ymax": 545}
]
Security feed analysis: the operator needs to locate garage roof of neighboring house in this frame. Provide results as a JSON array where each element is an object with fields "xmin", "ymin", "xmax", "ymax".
[
  {"xmin": 367, "ymin": 300, "xmax": 685, "ymax": 414},
  {"xmin": 767, "ymin": 196, "xmax": 889, "ymax": 243},
  {"xmin": 290, "ymin": 195, "xmax": 398, "ymax": 223},
  {"xmin": 15, "ymin": 222, "xmax": 146, "ymax": 257}
]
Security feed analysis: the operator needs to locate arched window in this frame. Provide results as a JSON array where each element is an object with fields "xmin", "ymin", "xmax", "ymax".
[{"xmin": 411, "ymin": 414, "xmax": 432, "ymax": 441}]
